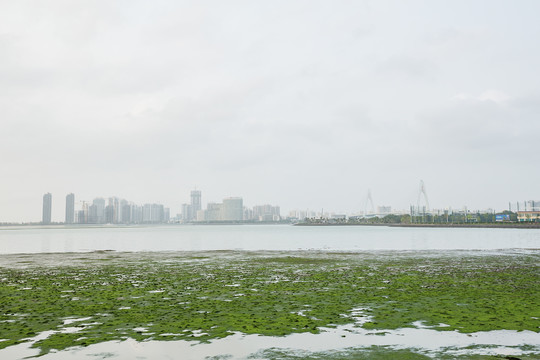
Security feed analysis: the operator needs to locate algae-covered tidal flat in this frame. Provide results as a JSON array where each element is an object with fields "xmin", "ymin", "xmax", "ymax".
[{"xmin": 0, "ymin": 250, "xmax": 538, "ymax": 359}]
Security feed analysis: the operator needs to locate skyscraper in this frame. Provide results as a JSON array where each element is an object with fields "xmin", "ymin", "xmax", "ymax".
[
  {"xmin": 252, "ymin": 204, "xmax": 281, "ymax": 221},
  {"xmin": 42, "ymin": 193, "xmax": 52, "ymax": 224},
  {"xmin": 190, "ymin": 190, "xmax": 202, "ymax": 219},
  {"xmin": 222, "ymin": 197, "xmax": 243, "ymax": 221},
  {"xmin": 181, "ymin": 203, "xmax": 192, "ymax": 222},
  {"xmin": 142, "ymin": 203, "xmax": 164, "ymax": 223},
  {"xmin": 65, "ymin": 193, "xmax": 75, "ymax": 224},
  {"xmin": 89, "ymin": 198, "xmax": 106, "ymax": 224},
  {"xmin": 206, "ymin": 203, "xmax": 222, "ymax": 221}
]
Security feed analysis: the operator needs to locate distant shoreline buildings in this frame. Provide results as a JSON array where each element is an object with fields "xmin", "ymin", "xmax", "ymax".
[
  {"xmin": 35, "ymin": 188, "xmax": 540, "ymax": 225},
  {"xmin": 42, "ymin": 193, "xmax": 171, "ymax": 225},
  {"xmin": 39, "ymin": 190, "xmax": 283, "ymax": 225},
  {"xmin": 179, "ymin": 190, "xmax": 281, "ymax": 223}
]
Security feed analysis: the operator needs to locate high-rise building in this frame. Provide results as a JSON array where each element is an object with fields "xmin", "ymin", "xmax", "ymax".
[
  {"xmin": 130, "ymin": 204, "xmax": 143, "ymax": 223},
  {"xmin": 42, "ymin": 193, "xmax": 52, "ymax": 224},
  {"xmin": 89, "ymin": 198, "xmax": 106, "ymax": 224},
  {"xmin": 252, "ymin": 204, "xmax": 281, "ymax": 221},
  {"xmin": 77, "ymin": 201, "xmax": 89, "ymax": 224},
  {"xmin": 76, "ymin": 210, "xmax": 86, "ymax": 224},
  {"xmin": 142, "ymin": 203, "xmax": 164, "ymax": 223},
  {"xmin": 190, "ymin": 190, "xmax": 202, "ymax": 219},
  {"xmin": 206, "ymin": 203, "xmax": 222, "ymax": 221},
  {"xmin": 196, "ymin": 209, "xmax": 206, "ymax": 222},
  {"xmin": 107, "ymin": 197, "xmax": 121, "ymax": 224},
  {"xmin": 65, "ymin": 193, "xmax": 75, "ymax": 224},
  {"xmin": 121, "ymin": 202, "xmax": 132, "ymax": 224},
  {"xmin": 164, "ymin": 208, "xmax": 170, "ymax": 223},
  {"xmin": 88, "ymin": 205, "xmax": 97, "ymax": 223},
  {"xmin": 222, "ymin": 197, "xmax": 243, "ymax": 221},
  {"xmin": 181, "ymin": 203, "xmax": 192, "ymax": 222}
]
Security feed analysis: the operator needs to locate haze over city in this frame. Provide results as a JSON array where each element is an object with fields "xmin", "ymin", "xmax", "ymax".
[{"xmin": 1, "ymin": 1, "xmax": 539, "ymax": 223}]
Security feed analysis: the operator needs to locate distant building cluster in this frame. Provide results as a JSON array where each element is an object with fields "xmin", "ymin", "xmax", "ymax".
[
  {"xmin": 251, "ymin": 204, "xmax": 281, "ymax": 222},
  {"xmin": 38, "ymin": 189, "xmax": 539, "ymax": 225},
  {"xmin": 287, "ymin": 209, "xmax": 352, "ymax": 221},
  {"xmin": 76, "ymin": 197, "xmax": 170, "ymax": 224},
  {"xmin": 42, "ymin": 193, "xmax": 170, "ymax": 225},
  {"xmin": 179, "ymin": 190, "xmax": 280, "ymax": 223},
  {"xmin": 288, "ymin": 210, "xmax": 321, "ymax": 220},
  {"xmin": 41, "ymin": 190, "xmax": 280, "ymax": 225}
]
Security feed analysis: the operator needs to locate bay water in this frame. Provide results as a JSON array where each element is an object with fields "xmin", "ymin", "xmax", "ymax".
[{"xmin": 0, "ymin": 224, "xmax": 539, "ymax": 254}]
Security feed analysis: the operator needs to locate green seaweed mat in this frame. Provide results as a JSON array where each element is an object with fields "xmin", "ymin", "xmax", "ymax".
[{"xmin": 0, "ymin": 251, "xmax": 538, "ymax": 356}]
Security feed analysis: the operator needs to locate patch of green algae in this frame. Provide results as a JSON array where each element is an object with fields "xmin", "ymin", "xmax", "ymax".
[
  {"xmin": 249, "ymin": 346, "xmax": 432, "ymax": 359},
  {"xmin": 0, "ymin": 251, "xmax": 538, "ymax": 356},
  {"xmin": 250, "ymin": 346, "xmax": 540, "ymax": 360}
]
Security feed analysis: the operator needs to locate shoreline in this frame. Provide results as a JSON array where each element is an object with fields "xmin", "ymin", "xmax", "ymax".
[
  {"xmin": 3, "ymin": 222, "xmax": 540, "ymax": 230},
  {"xmin": 294, "ymin": 222, "xmax": 540, "ymax": 229}
]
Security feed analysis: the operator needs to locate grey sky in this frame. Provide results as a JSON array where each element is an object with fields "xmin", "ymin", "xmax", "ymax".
[{"xmin": 1, "ymin": 0, "xmax": 539, "ymax": 222}]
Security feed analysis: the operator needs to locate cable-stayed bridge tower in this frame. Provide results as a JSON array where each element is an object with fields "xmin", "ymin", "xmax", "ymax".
[
  {"xmin": 411, "ymin": 180, "xmax": 430, "ymax": 222},
  {"xmin": 363, "ymin": 189, "xmax": 375, "ymax": 217},
  {"xmin": 417, "ymin": 180, "xmax": 430, "ymax": 213}
]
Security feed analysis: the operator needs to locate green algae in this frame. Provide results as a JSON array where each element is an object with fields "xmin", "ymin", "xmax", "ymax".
[
  {"xmin": 249, "ymin": 346, "xmax": 540, "ymax": 360},
  {"xmin": 250, "ymin": 347, "xmax": 433, "ymax": 359},
  {"xmin": 0, "ymin": 251, "xmax": 538, "ymax": 356}
]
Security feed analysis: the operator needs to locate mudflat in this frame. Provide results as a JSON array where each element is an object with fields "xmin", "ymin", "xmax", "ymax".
[{"xmin": 0, "ymin": 250, "xmax": 538, "ymax": 359}]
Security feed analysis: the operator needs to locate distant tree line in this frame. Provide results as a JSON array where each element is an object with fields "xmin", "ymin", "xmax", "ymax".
[{"xmin": 301, "ymin": 211, "xmax": 521, "ymax": 225}]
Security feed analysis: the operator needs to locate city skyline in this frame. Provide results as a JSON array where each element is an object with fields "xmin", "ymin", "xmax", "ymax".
[
  {"xmin": 39, "ymin": 190, "xmax": 284, "ymax": 224},
  {"xmin": 1, "ymin": 1, "xmax": 539, "ymax": 222},
  {"xmin": 13, "ymin": 184, "xmax": 538, "ymax": 224},
  {"xmin": 31, "ymin": 188, "xmax": 539, "ymax": 225}
]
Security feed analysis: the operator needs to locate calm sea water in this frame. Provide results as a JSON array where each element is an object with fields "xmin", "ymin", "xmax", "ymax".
[{"xmin": 0, "ymin": 224, "xmax": 538, "ymax": 254}]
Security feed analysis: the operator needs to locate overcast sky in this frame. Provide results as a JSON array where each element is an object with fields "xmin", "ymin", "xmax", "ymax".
[{"xmin": 1, "ymin": 0, "xmax": 539, "ymax": 222}]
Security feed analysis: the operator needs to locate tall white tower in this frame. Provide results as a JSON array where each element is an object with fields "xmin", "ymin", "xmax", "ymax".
[
  {"xmin": 65, "ymin": 193, "xmax": 75, "ymax": 224},
  {"xmin": 190, "ymin": 190, "xmax": 202, "ymax": 220},
  {"xmin": 42, "ymin": 193, "xmax": 52, "ymax": 224},
  {"xmin": 417, "ymin": 180, "xmax": 430, "ymax": 213}
]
